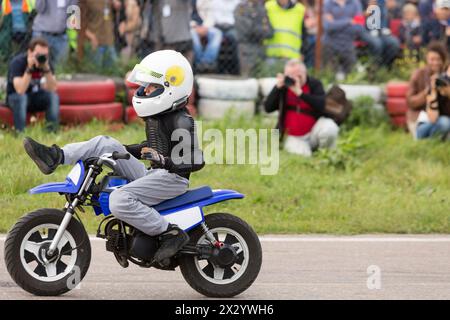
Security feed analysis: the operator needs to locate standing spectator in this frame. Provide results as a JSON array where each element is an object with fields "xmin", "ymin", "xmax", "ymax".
[
  {"xmin": 322, "ymin": 0, "xmax": 362, "ymax": 75},
  {"xmin": 212, "ymin": 0, "xmax": 240, "ymax": 75},
  {"xmin": 84, "ymin": 0, "xmax": 118, "ymax": 69},
  {"xmin": 190, "ymin": 0, "xmax": 223, "ymax": 73},
  {"xmin": 358, "ymin": 0, "xmax": 401, "ymax": 67},
  {"xmin": 386, "ymin": 0, "xmax": 403, "ymax": 20},
  {"xmin": 264, "ymin": 59, "xmax": 339, "ymax": 157},
  {"xmin": 418, "ymin": 0, "xmax": 435, "ymax": 21},
  {"xmin": 137, "ymin": 0, "xmax": 153, "ymax": 58},
  {"xmin": 0, "ymin": 0, "xmax": 35, "ymax": 62},
  {"xmin": 399, "ymin": 3, "xmax": 423, "ymax": 55},
  {"xmin": 6, "ymin": 38, "xmax": 59, "ymax": 132},
  {"xmin": 118, "ymin": 0, "xmax": 142, "ymax": 61},
  {"xmin": 416, "ymin": 64, "xmax": 450, "ymax": 140},
  {"xmin": 406, "ymin": 42, "xmax": 447, "ymax": 137},
  {"xmin": 234, "ymin": 0, "xmax": 273, "ymax": 77},
  {"xmin": 148, "ymin": 0, "xmax": 194, "ymax": 62},
  {"xmin": 303, "ymin": 0, "xmax": 318, "ymax": 68},
  {"xmin": 264, "ymin": 0, "xmax": 307, "ymax": 64},
  {"xmin": 422, "ymin": 0, "xmax": 450, "ymax": 51},
  {"xmin": 32, "ymin": 0, "xmax": 78, "ymax": 66}
]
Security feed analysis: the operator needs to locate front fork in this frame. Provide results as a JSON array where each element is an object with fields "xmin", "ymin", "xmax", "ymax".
[{"xmin": 46, "ymin": 166, "xmax": 96, "ymax": 257}]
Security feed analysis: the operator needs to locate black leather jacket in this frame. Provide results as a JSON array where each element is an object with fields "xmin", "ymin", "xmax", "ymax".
[{"xmin": 125, "ymin": 107, "xmax": 205, "ymax": 179}]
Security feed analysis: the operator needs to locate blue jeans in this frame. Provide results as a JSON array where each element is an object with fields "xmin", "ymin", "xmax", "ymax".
[
  {"xmin": 93, "ymin": 45, "xmax": 118, "ymax": 69},
  {"xmin": 358, "ymin": 31, "xmax": 400, "ymax": 66},
  {"xmin": 416, "ymin": 116, "xmax": 450, "ymax": 140},
  {"xmin": 7, "ymin": 90, "xmax": 60, "ymax": 132},
  {"xmin": 33, "ymin": 31, "xmax": 69, "ymax": 66},
  {"xmin": 191, "ymin": 27, "xmax": 223, "ymax": 65}
]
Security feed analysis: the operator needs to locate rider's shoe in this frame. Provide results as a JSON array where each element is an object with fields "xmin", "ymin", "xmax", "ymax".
[
  {"xmin": 154, "ymin": 224, "xmax": 190, "ymax": 263},
  {"xmin": 23, "ymin": 137, "xmax": 64, "ymax": 175}
]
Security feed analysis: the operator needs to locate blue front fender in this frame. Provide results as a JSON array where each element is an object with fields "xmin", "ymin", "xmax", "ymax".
[{"xmin": 29, "ymin": 161, "xmax": 85, "ymax": 195}]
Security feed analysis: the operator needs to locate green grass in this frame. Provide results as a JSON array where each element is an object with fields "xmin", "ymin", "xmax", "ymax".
[{"xmin": 0, "ymin": 116, "xmax": 449, "ymax": 235}]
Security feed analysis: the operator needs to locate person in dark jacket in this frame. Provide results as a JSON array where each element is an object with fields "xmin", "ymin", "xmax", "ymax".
[
  {"xmin": 422, "ymin": 0, "xmax": 450, "ymax": 51},
  {"xmin": 264, "ymin": 59, "xmax": 339, "ymax": 157}
]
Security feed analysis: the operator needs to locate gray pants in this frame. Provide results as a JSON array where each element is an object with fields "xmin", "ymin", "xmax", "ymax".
[{"xmin": 62, "ymin": 135, "xmax": 189, "ymax": 236}]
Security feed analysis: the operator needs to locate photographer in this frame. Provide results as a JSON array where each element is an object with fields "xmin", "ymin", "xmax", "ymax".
[
  {"xmin": 264, "ymin": 59, "xmax": 339, "ymax": 157},
  {"xmin": 416, "ymin": 65, "xmax": 450, "ymax": 140},
  {"xmin": 6, "ymin": 38, "xmax": 59, "ymax": 132}
]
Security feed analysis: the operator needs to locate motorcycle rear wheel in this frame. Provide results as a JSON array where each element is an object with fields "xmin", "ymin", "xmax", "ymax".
[{"xmin": 179, "ymin": 213, "xmax": 262, "ymax": 298}]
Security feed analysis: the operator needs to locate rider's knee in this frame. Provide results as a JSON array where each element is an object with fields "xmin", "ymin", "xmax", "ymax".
[
  {"xmin": 93, "ymin": 135, "xmax": 123, "ymax": 153},
  {"xmin": 109, "ymin": 189, "xmax": 131, "ymax": 215}
]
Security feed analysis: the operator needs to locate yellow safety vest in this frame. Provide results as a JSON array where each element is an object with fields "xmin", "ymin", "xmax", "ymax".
[
  {"xmin": 1, "ymin": 0, "xmax": 35, "ymax": 16},
  {"xmin": 264, "ymin": 0, "xmax": 305, "ymax": 59}
]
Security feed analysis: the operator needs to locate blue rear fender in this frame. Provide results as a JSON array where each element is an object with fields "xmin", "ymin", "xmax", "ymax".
[{"xmin": 158, "ymin": 189, "xmax": 244, "ymax": 215}]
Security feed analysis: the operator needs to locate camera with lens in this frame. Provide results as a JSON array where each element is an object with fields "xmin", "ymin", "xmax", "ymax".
[
  {"xmin": 284, "ymin": 76, "xmax": 295, "ymax": 87},
  {"xmin": 435, "ymin": 74, "xmax": 450, "ymax": 88},
  {"xmin": 29, "ymin": 54, "xmax": 49, "ymax": 73},
  {"xmin": 36, "ymin": 54, "xmax": 48, "ymax": 65}
]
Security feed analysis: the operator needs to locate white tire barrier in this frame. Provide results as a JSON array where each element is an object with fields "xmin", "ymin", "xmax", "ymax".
[
  {"xmin": 196, "ymin": 76, "xmax": 259, "ymax": 101},
  {"xmin": 198, "ymin": 99, "xmax": 256, "ymax": 120},
  {"xmin": 259, "ymin": 78, "xmax": 278, "ymax": 98}
]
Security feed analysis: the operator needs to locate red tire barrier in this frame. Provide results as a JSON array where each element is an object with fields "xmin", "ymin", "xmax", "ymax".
[
  {"xmin": 386, "ymin": 82, "xmax": 409, "ymax": 98},
  {"xmin": 0, "ymin": 105, "xmax": 45, "ymax": 127},
  {"xmin": 125, "ymin": 106, "xmax": 140, "ymax": 123},
  {"xmin": 391, "ymin": 115, "xmax": 407, "ymax": 128},
  {"xmin": 386, "ymin": 97, "xmax": 408, "ymax": 116},
  {"xmin": 60, "ymin": 103, "xmax": 123, "ymax": 124},
  {"xmin": 57, "ymin": 80, "xmax": 116, "ymax": 105}
]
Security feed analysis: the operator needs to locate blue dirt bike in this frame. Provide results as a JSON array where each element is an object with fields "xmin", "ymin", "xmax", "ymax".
[{"xmin": 4, "ymin": 152, "xmax": 262, "ymax": 297}]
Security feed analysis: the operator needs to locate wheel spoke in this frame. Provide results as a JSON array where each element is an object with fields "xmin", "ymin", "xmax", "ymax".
[
  {"xmin": 213, "ymin": 266, "xmax": 225, "ymax": 280},
  {"xmin": 45, "ymin": 263, "xmax": 57, "ymax": 277},
  {"xmin": 217, "ymin": 232, "xmax": 226, "ymax": 242},
  {"xmin": 24, "ymin": 241, "xmax": 41, "ymax": 259}
]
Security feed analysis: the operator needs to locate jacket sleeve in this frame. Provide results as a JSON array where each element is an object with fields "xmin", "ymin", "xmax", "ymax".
[
  {"xmin": 264, "ymin": 86, "xmax": 284, "ymax": 113},
  {"xmin": 164, "ymin": 112, "xmax": 205, "ymax": 175},
  {"xmin": 298, "ymin": 77, "xmax": 326, "ymax": 113},
  {"xmin": 124, "ymin": 141, "xmax": 148, "ymax": 159},
  {"xmin": 406, "ymin": 69, "xmax": 427, "ymax": 111},
  {"xmin": 35, "ymin": 0, "xmax": 47, "ymax": 13}
]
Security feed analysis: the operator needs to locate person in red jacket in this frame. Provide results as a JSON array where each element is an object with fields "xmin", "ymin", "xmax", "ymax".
[{"xmin": 264, "ymin": 59, "xmax": 339, "ymax": 157}]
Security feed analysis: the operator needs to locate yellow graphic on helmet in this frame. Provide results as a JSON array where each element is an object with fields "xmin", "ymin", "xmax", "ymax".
[{"xmin": 165, "ymin": 66, "xmax": 185, "ymax": 87}]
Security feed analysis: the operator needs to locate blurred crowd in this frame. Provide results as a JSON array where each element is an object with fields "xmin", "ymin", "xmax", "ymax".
[{"xmin": 0, "ymin": 0, "xmax": 449, "ymax": 77}]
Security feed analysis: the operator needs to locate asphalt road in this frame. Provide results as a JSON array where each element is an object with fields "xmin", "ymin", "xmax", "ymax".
[{"xmin": 1, "ymin": 235, "xmax": 449, "ymax": 300}]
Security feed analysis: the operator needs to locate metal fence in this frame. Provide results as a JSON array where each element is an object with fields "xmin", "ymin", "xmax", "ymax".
[{"xmin": 0, "ymin": 0, "xmax": 446, "ymax": 80}]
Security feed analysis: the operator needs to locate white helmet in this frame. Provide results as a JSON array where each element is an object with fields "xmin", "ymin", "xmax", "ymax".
[{"xmin": 127, "ymin": 50, "xmax": 193, "ymax": 117}]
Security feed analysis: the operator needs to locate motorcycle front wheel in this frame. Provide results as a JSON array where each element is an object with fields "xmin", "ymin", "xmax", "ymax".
[{"xmin": 4, "ymin": 209, "xmax": 91, "ymax": 296}]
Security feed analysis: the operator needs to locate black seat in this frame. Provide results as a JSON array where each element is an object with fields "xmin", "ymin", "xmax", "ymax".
[{"xmin": 154, "ymin": 186, "xmax": 213, "ymax": 212}]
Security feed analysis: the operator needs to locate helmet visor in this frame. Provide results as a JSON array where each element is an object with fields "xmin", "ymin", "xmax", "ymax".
[{"xmin": 127, "ymin": 63, "xmax": 164, "ymax": 87}]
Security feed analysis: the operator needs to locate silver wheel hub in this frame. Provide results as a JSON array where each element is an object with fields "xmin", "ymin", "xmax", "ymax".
[{"xmin": 19, "ymin": 224, "xmax": 77, "ymax": 282}]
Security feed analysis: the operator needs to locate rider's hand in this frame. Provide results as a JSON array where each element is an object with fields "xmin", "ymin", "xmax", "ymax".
[{"xmin": 141, "ymin": 147, "xmax": 166, "ymax": 168}]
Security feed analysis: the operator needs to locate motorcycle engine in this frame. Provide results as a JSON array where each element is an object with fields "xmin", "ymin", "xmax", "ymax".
[{"xmin": 129, "ymin": 231, "xmax": 159, "ymax": 262}]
